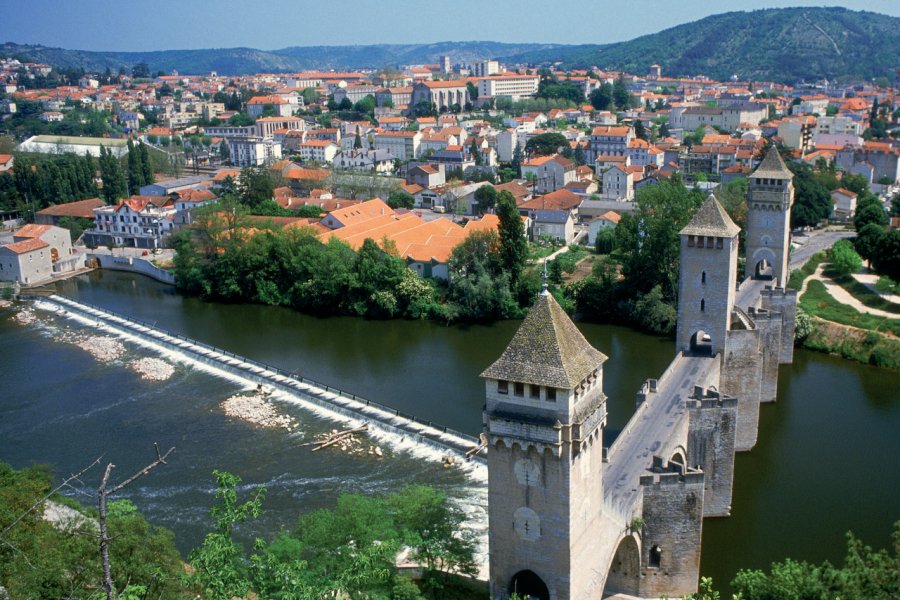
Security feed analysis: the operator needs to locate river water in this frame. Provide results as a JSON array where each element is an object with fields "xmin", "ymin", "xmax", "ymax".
[{"xmin": 1, "ymin": 270, "xmax": 898, "ymax": 591}]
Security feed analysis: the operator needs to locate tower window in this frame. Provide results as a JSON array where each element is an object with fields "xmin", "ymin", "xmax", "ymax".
[
  {"xmin": 529, "ymin": 385, "xmax": 540, "ymax": 399},
  {"xmin": 700, "ymin": 299, "xmax": 705, "ymax": 312},
  {"xmin": 717, "ymin": 238, "xmax": 723, "ymax": 249},
  {"xmin": 514, "ymin": 382, "xmax": 524, "ymax": 397},
  {"xmin": 498, "ymin": 380, "xmax": 508, "ymax": 395},
  {"xmin": 649, "ymin": 545, "xmax": 662, "ymax": 568},
  {"xmin": 687, "ymin": 235, "xmax": 695, "ymax": 247},
  {"xmin": 701, "ymin": 271, "xmax": 706, "ymax": 284},
  {"xmin": 546, "ymin": 388, "xmax": 557, "ymax": 402}
]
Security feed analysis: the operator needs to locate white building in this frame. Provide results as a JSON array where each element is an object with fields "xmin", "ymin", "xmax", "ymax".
[
  {"xmin": 227, "ymin": 137, "xmax": 282, "ymax": 167},
  {"xmin": 478, "ymin": 75, "xmax": 540, "ymax": 101},
  {"xmin": 374, "ymin": 131, "xmax": 422, "ymax": 161},
  {"xmin": 85, "ymin": 197, "xmax": 177, "ymax": 250},
  {"xmin": 299, "ymin": 140, "xmax": 339, "ymax": 164}
]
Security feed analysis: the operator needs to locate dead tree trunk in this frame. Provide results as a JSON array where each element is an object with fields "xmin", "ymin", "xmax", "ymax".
[{"xmin": 97, "ymin": 443, "xmax": 174, "ymax": 600}]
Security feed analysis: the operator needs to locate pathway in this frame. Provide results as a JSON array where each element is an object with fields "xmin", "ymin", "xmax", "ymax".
[
  {"xmin": 853, "ymin": 271, "xmax": 900, "ymax": 305},
  {"xmin": 800, "ymin": 265, "xmax": 900, "ymax": 319}
]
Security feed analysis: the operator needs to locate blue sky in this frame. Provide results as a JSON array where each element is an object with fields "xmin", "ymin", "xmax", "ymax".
[{"xmin": 1, "ymin": 0, "xmax": 898, "ymax": 51}]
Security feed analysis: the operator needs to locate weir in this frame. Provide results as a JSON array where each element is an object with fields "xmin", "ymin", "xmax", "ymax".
[{"xmin": 29, "ymin": 293, "xmax": 486, "ymax": 467}]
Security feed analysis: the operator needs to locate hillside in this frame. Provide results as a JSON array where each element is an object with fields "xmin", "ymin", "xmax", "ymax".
[
  {"xmin": 1, "ymin": 8, "xmax": 897, "ymax": 81},
  {"xmin": 503, "ymin": 7, "xmax": 900, "ymax": 82},
  {"xmin": 0, "ymin": 41, "xmax": 559, "ymax": 76}
]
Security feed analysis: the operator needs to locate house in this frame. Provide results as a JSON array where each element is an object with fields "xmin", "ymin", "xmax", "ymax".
[
  {"xmin": 374, "ymin": 131, "xmax": 422, "ymax": 161},
  {"xmin": 408, "ymin": 164, "xmax": 445, "ymax": 188},
  {"xmin": 84, "ymin": 196, "xmax": 177, "ymax": 249},
  {"xmin": 520, "ymin": 155, "xmax": 576, "ymax": 194},
  {"xmin": 246, "ymin": 95, "xmax": 295, "ymax": 118},
  {"xmin": 586, "ymin": 211, "xmax": 621, "ymax": 245},
  {"xmin": 532, "ymin": 209, "xmax": 575, "ymax": 244},
  {"xmin": 139, "ymin": 175, "xmax": 211, "ymax": 197},
  {"xmin": 35, "ymin": 198, "xmax": 105, "ymax": 226},
  {"xmin": 601, "ymin": 165, "xmax": 635, "ymax": 200},
  {"xmin": 831, "ymin": 188, "xmax": 858, "ymax": 221},
  {"xmin": 410, "ymin": 80, "xmax": 470, "ymax": 112},
  {"xmin": 587, "ymin": 126, "xmax": 633, "ymax": 163},
  {"xmin": 173, "ymin": 190, "xmax": 218, "ymax": 226},
  {"xmin": 334, "ymin": 149, "xmax": 395, "ymax": 173},
  {"xmin": 299, "ymin": 140, "xmax": 339, "ymax": 164},
  {"xmin": 0, "ymin": 224, "xmax": 78, "ymax": 284},
  {"xmin": 320, "ymin": 198, "xmax": 394, "ymax": 230},
  {"xmin": 518, "ymin": 189, "xmax": 582, "ymax": 226}
]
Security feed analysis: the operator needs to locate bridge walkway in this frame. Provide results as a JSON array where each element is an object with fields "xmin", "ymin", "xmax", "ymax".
[{"xmin": 602, "ymin": 354, "xmax": 718, "ymax": 519}]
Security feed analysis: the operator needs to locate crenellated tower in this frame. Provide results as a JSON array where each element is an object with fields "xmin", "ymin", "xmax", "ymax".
[
  {"xmin": 745, "ymin": 147, "xmax": 794, "ymax": 286},
  {"xmin": 482, "ymin": 288, "xmax": 608, "ymax": 600}
]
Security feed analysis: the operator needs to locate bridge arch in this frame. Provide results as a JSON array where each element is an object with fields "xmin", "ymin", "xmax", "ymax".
[
  {"xmin": 509, "ymin": 569, "xmax": 550, "ymax": 600},
  {"xmin": 751, "ymin": 247, "xmax": 778, "ymax": 280},
  {"xmin": 671, "ymin": 446, "xmax": 687, "ymax": 467},
  {"xmin": 689, "ymin": 330, "xmax": 713, "ymax": 356},
  {"xmin": 602, "ymin": 533, "xmax": 641, "ymax": 597}
]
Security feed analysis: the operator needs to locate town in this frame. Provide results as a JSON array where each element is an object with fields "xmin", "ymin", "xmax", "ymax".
[{"xmin": 1, "ymin": 5, "xmax": 900, "ymax": 600}]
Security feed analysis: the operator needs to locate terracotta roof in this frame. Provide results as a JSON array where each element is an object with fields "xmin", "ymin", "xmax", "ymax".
[
  {"xmin": 36, "ymin": 198, "xmax": 105, "ymax": 218},
  {"xmin": 13, "ymin": 224, "xmax": 53, "ymax": 238},
  {"xmin": 680, "ymin": 194, "xmax": 740, "ymax": 238},
  {"xmin": 520, "ymin": 189, "xmax": 581, "ymax": 211},
  {"xmin": 751, "ymin": 147, "xmax": 793, "ymax": 180},
  {"xmin": 832, "ymin": 188, "xmax": 857, "ymax": 198},
  {"xmin": 481, "ymin": 291, "xmax": 607, "ymax": 388},
  {"xmin": 2, "ymin": 237, "xmax": 49, "ymax": 254}
]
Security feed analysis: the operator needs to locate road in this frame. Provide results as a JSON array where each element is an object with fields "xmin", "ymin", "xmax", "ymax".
[
  {"xmin": 602, "ymin": 355, "xmax": 718, "ymax": 517},
  {"xmin": 790, "ymin": 229, "xmax": 854, "ymax": 270}
]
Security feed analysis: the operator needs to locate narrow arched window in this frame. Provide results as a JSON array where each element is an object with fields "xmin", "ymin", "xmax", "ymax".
[
  {"xmin": 700, "ymin": 299, "xmax": 705, "ymax": 312},
  {"xmin": 701, "ymin": 271, "xmax": 706, "ymax": 284}
]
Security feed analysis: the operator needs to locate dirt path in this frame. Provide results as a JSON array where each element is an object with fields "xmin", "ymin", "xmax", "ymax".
[{"xmin": 801, "ymin": 265, "xmax": 900, "ymax": 319}]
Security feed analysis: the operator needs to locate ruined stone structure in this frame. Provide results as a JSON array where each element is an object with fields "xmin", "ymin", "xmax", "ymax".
[{"xmin": 482, "ymin": 151, "xmax": 798, "ymax": 599}]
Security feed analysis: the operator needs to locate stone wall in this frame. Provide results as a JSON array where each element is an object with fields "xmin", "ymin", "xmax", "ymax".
[
  {"xmin": 638, "ymin": 459, "xmax": 705, "ymax": 598},
  {"xmin": 721, "ymin": 327, "xmax": 762, "ymax": 451},
  {"xmin": 687, "ymin": 390, "xmax": 737, "ymax": 517},
  {"xmin": 761, "ymin": 287, "xmax": 798, "ymax": 364}
]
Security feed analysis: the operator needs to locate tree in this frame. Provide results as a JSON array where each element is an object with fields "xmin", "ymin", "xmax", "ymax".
[
  {"xmin": 589, "ymin": 83, "xmax": 614, "ymax": 111},
  {"xmin": 139, "ymin": 142, "xmax": 154, "ymax": 185},
  {"xmin": 466, "ymin": 81, "xmax": 479, "ymax": 101},
  {"xmin": 872, "ymin": 229, "xmax": 900, "ymax": 280},
  {"xmin": 855, "ymin": 223, "xmax": 885, "ymax": 265},
  {"xmin": 387, "ymin": 189, "xmax": 415, "ymax": 210},
  {"xmin": 98, "ymin": 146, "xmax": 127, "ymax": 203},
  {"xmin": 237, "ymin": 167, "xmax": 274, "ymax": 208},
  {"xmin": 525, "ymin": 132, "xmax": 568, "ymax": 157},
  {"xmin": 131, "ymin": 62, "xmax": 150, "ymax": 79},
  {"xmin": 613, "ymin": 74, "xmax": 633, "ymax": 110},
  {"xmin": 497, "ymin": 190, "xmax": 527, "ymax": 286},
  {"xmin": 595, "ymin": 227, "xmax": 616, "ymax": 254},
  {"xmin": 474, "ymin": 184, "xmax": 498, "ymax": 215},
  {"xmin": 854, "ymin": 200, "xmax": 888, "ymax": 230},
  {"xmin": 830, "ymin": 239, "xmax": 863, "ymax": 276},
  {"xmin": 126, "ymin": 138, "xmax": 144, "ymax": 195},
  {"xmin": 353, "ymin": 94, "xmax": 376, "ymax": 116},
  {"xmin": 615, "ymin": 179, "xmax": 705, "ymax": 301},
  {"xmin": 633, "ymin": 119, "xmax": 647, "ymax": 140},
  {"xmin": 470, "ymin": 139, "xmax": 483, "ymax": 166}
]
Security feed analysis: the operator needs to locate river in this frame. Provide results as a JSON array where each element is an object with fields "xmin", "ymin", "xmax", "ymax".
[{"xmin": 1, "ymin": 270, "xmax": 898, "ymax": 592}]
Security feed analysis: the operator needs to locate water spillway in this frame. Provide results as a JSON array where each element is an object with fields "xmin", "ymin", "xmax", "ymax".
[{"xmin": 29, "ymin": 294, "xmax": 487, "ymax": 469}]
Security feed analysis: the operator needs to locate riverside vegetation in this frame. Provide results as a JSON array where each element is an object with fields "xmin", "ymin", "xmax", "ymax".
[{"xmin": 2, "ymin": 461, "xmax": 897, "ymax": 599}]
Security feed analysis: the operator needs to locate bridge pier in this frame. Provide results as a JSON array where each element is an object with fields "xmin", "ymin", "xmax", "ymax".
[
  {"xmin": 637, "ymin": 458, "xmax": 705, "ymax": 599},
  {"xmin": 721, "ymin": 327, "xmax": 763, "ymax": 452},
  {"xmin": 687, "ymin": 388, "xmax": 737, "ymax": 517}
]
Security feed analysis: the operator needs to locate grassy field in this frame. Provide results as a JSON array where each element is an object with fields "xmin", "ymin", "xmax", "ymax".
[
  {"xmin": 825, "ymin": 270, "xmax": 900, "ymax": 315},
  {"xmin": 787, "ymin": 250, "xmax": 827, "ymax": 291},
  {"xmin": 800, "ymin": 280, "xmax": 900, "ymax": 337}
]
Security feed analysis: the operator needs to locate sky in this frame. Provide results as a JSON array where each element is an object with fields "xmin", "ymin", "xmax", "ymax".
[{"xmin": 1, "ymin": 0, "xmax": 898, "ymax": 52}]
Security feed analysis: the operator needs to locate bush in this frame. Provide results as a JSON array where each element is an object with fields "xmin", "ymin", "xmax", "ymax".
[{"xmin": 830, "ymin": 240, "xmax": 862, "ymax": 276}]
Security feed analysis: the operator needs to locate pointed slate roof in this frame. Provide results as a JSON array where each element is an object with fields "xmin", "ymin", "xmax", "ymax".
[
  {"xmin": 481, "ymin": 292, "xmax": 607, "ymax": 389},
  {"xmin": 680, "ymin": 193, "xmax": 741, "ymax": 238},
  {"xmin": 751, "ymin": 146, "xmax": 793, "ymax": 180}
]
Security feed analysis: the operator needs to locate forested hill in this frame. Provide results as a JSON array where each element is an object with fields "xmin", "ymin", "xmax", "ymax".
[
  {"xmin": 0, "ymin": 41, "xmax": 559, "ymax": 76},
  {"xmin": 1, "ymin": 7, "xmax": 897, "ymax": 81},
  {"xmin": 503, "ymin": 7, "xmax": 900, "ymax": 83}
]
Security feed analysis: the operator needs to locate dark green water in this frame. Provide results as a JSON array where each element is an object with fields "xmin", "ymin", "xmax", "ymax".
[{"xmin": 1, "ymin": 270, "xmax": 898, "ymax": 591}]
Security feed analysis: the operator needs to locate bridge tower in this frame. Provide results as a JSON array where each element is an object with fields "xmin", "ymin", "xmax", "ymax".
[
  {"xmin": 745, "ymin": 146, "xmax": 794, "ymax": 286},
  {"xmin": 676, "ymin": 193, "xmax": 741, "ymax": 357},
  {"xmin": 482, "ymin": 287, "xmax": 608, "ymax": 600}
]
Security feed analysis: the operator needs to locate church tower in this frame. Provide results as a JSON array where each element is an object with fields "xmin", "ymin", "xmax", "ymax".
[
  {"xmin": 482, "ymin": 288, "xmax": 608, "ymax": 600},
  {"xmin": 676, "ymin": 194, "xmax": 740, "ymax": 357},
  {"xmin": 745, "ymin": 147, "xmax": 794, "ymax": 286}
]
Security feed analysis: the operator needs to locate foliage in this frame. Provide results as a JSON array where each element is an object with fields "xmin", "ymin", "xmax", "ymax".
[
  {"xmin": 595, "ymin": 227, "xmax": 616, "ymax": 254},
  {"xmin": 0, "ymin": 461, "xmax": 189, "ymax": 599},
  {"xmin": 58, "ymin": 216, "xmax": 94, "ymax": 242},
  {"xmin": 473, "ymin": 184, "xmax": 497, "ymax": 215},
  {"xmin": 387, "ymin": 189, "xmax": 415, "ymax": 210},
  {"xmin": 855, "ymin": 223, "xmax": 885, "ymax": 264},
  {"xmin": 524, "ymin": 132, "xmax": 568, "ymax": 157},
  {"xmin": 853, "ymin": 198, "xmax": 888, "ymax": 231},
  {"xmin": 731, "ymin": 521, "xmax": 900, "ymax": 600},
  {"xmin": 829, "ymin": 239, "xmax": 862, "ymax": 276},
  {"xmin": 788, "ymin": 161, "xmax": 834, "ymax": 228},
  {"xmin": 536, "ymin": 75, "xmax": 585, "ymax": 105},
  {"xmin": 98, "ymin": 145, "xmax": 127, "ymax": 204},
  {"xmin": 871, "ymin": 230, "xmax": 900, "ymax": 281},
  {"xmin": 236, "ymin": 166, "xmax": 274, "ymax": 208},
  {"xmin": 497, "ymin": 190, "xmax": 527, "ymax": 287},
  {"xmin": 0, "ymin": 152, "xmax": 97, "ymax": 214},
  {"xmin": 589, "ymin": 83, "xmax": 614, "ymax": 111},
  {"xmin": 800, "ymin": 279, "xmax": 900, "ymax": 338},
  {"xmin": 447, "ymin": 230, "xmax": 521, "ymax": 321}
]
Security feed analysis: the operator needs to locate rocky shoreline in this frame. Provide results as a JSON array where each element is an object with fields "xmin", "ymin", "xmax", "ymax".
[{"xmin": 221, "ymin": 392, "xmax": 298, "ymax": 431}]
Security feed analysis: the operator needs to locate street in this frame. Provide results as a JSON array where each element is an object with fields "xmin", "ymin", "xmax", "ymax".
[{"xmin": 790, "ymin": 228, "xmax": 855, "ymax": 270}]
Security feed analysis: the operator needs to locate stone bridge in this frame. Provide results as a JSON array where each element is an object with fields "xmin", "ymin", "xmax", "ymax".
[{"xmin": 481, "ymin": 149, "xmax": 799, "ymax": 599}]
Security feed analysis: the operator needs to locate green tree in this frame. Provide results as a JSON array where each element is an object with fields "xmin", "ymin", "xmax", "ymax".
[
  {"xmin": 525, "ymin": 132, "xmax": 568, "ymax": 157},
  {"xmin": 474, "ymin": 184, "xmax": 498, "ymax": 215},
  {"xmin": 595, "ymin": 227, "xmax": 616, "ymax": 254},
  {"xmin": 589, "ymin": 83, "xmax": 614, "ymax": 111},
  {"xmin": 855, "ymin": 223, "xmax": 885, "ymax": 265},
  {"xmin": 139, "ymin": 141, "xmax": 155, "ymax": 185},
  {"xmin": 470, "ymin": 139, "xmax": 483, "ymax": 166},
  {"xmin": 237, "ymin": 167, "xmax": 274, "ymax": 209},
  {"xmin": 497, "ymin": 190, "xmax": 527, "ymax": 285},
  {"xmin": 633, "ymin": 119, "xmax": 647, "ymax": 140},
  {"xmin": 126, "ymin": 138, "xmax": 145, "ymax": 194},
  {"xmin": 98, "ymin": 146, "xmax": 127, "ymax": 203},
  {"xmin": 613, "ymin": 74, "xmax": 633, "ymax": 110},
  {"xmin": 616, "ymin": 179, "xmax": 705, "ymax": 301},
  {"xmin": 872, "ymin": 229, "xmax": 900, "ymax": 280},
  {"xmin": 387, "ymin": 189, "xmax": 415, "ymax": 210},
  {"xmin": 830, "ymin": 239, "xmax": 863, "ymax": 276},
  {"xmin": 186, "ymin": 470, "xmax": 265, "ymax": 599},
  {"xmin": 353, "ymin": 94, "xmax": 376, "ymax": 116}
]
